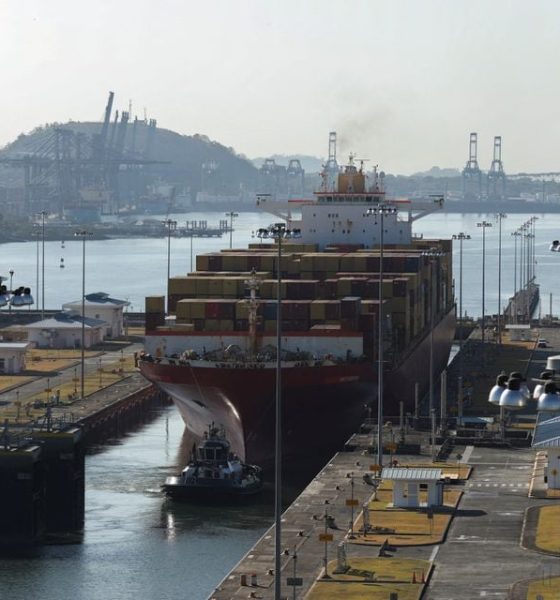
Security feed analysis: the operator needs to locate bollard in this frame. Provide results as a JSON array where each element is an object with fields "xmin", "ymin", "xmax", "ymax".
[
  {"xmin": 412, "ymin": 572, "xmax": 416, "ymax": 583},
  {"xmin": 250, "ymin": 573, "xmax": 257, "ymax": 586},
  {"xmin": 240, "ymin": 574, "xmax": 247, "ymax": 586}
]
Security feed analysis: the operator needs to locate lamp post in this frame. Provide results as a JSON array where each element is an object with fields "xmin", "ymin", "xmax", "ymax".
[
  {"xmin": 162, "ymin": 219, "xmax": 177, "ymax": 311},
  {"xmin": 225, "ymin": 211, "xmax": 238, "ymax": 249},
  {"xmin": 37, "ymin": 210, "xmax": 48, "ymax": 319},
  {"xmin": 511, "ymin": 229, "xmax": 522, "ymax": 323},
  {"xmin": 496, "ymin": 213, "xmax": 506, "ymax": 346},
  {"xmin": 476, "ymin": 221, "xmax": 492, "ymax": 346},
  {"xmin": 366, "ymin": 204, "xmax": 398, "ymax": 468},
  {"xmin": 8, "ymin": 270, "xmax": 14, "ymax": 314},
  {"xmin": 452, "ymin": 233, "xmax": 470, "ymax": 416},
  {"xmin": 422, "ymin": 247, "xmax": 444, "ymax": 440},
  {"xmin": 75, "ymin": 229, "xmax": 93, "ymax": 400},
  {"xmin": 256, "ymin": 222, "xmax": 301, "ymax": 600}
]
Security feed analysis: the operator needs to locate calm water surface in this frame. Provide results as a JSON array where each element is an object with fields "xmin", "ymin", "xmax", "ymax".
[
  {"xmin": 1, "ymin": 210, "xmax": 558, "ymax": 317},
  {"xmin": 0, "ymin": 406, "xmax": 272, "ymax": 600}
]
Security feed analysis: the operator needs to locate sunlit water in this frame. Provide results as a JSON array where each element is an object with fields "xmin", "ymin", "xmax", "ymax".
[
  {"xmin": 0, "ymin": 209, "xmax": 558, "ymax": 599},
  {"xmin": 1, "ymin": 210, "xmax": 557, "ymax": 317},
  {"xmin": 0, "ymin": 406, "xmax": 272, "ymax": 600}
]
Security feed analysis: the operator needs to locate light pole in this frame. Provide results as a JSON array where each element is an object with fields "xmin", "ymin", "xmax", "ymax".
[
  {"xmin": 162, "ymin": 219, "xmax": 177, "ymax": 311},
  {"xmin": 422, "ymin": 247, "xmax": 444, "ymax": 436},
  {"xmin": 496, "ymin": 213, "xmax": 506, "ymax": 346},
  {"xmin": 256, "ymin": 222, "xmax": 301, "ymax": 600},
  {"xmin": 37, "ymin": 210, "xmax": 48, "ymax": 319},
  {"xmin": 452, "ymin": 233, "xmax": 470, "ymax": 415},
  {"xmin": 225, "ymin": 211, "xmax": 238, "ymax": 249},
  {"xmin": 367, "ymin": 204, "xmax": 397, "ymax": 468},
  {"xmin": 186, "ymin": 222, "xmax": 195, "ymax": 273},
  {"xmin": 477, "ymin": 221, "xmax": 492, "ymax": 346},
  {"xmin": 511, "ymin": 229, "xmax": 522, "ymax": 323},
  {"xmin": 8, "ymin": 270, "xmax": 13, "ymax": 314},
  {"xmin": 75, "ymin": 229, "xmax": 93, "ymax": 400}
]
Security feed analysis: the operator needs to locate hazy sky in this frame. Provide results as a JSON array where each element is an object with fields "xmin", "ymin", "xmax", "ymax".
[{"xmin": 1, "ymin": 0, "xmax": 559, "ymax": 174}]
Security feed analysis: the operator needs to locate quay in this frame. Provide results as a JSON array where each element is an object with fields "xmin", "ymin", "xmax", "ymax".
[
  {"xmin": 0, "ymin": 336, "xmax": 163, "ymax": 552},
  {"xmin": 210, "ymin": 325, "xmax": 560, "ymax": 599}
]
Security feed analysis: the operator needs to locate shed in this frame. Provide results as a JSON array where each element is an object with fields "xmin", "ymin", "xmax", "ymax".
[
  {"xmin": 505, "ymin": 324, "xmax": 531, "ymax": 341},
  {"xmin": 0, "ymin": 342, "xmax": 30, "ymax": 374},
  {"xmin": 381, "ymin": 467, "xmax": 443, "ymax": 508},
  {"xmin": 20, "ymin": 313, "xmax": 106, "ymax": 349},
  {"xmin": 63, "ymin": 292, "xmax": 129, "ymax": 338},
  {"xmin": 532, "ymin": 412, "xmax": 560, "ymax": 489}
]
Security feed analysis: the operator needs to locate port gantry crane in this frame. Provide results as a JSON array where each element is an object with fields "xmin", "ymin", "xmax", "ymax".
[{"xmin": 0, "ymin": 91, "xmax": 165, "ymax": 216}]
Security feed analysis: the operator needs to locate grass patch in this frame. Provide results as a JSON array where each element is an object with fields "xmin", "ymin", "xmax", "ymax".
[
  {"xmin": 535, "ymin": 506, "xmax": 560, "ymax": 554},
  {"xmin": 526, "ymin": 576, "xmax": 560, "ymax": 599},
  {"xmin": 306, "ymin": 557, "xmax": 429, "ymax": 600},
  {"xmin": 350, "ymin": 481, "xmax": 460, "ymax": 546},
  {"xmin": 0, "ymin": 355, "xmax": 136, "ymax": 423}
]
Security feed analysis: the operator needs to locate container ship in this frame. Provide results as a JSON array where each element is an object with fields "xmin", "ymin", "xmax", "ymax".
[{"xmin": 140, "ymin": 156, "xmax": 455, "ymax": 469}]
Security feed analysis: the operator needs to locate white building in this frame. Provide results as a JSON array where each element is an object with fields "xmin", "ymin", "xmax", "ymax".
[
  {"xmin": 532, "ymin": 413, "xmax": 560, "ymax": 490},
  {"xmin": 0, "ymin": 342, "xmax": 30, "ymax": 374},
  {"xmin": 381, "ymin": 467, "xmax": 444, "ymax": 508},
  {"xmin": 63, "ymin": 292, "xmax": 129, "ymax": 338},
  {"xmin": 21, "ymin": 313, "xmax": 106, "ymax": 349}
]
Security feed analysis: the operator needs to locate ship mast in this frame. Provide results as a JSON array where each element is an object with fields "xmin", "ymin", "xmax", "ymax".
[{"xmin": 244, "ymin": 269, "xmax": 261, "ymax": 357}]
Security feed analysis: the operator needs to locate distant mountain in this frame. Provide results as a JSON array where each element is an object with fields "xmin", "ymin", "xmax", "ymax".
[
  {"xmin": 411, "ymin": 166, "xmax": 460, "ymax": 178},
  {"xmin": 251, "ymin": 154, "xmax": 325, "ymax": 173}
]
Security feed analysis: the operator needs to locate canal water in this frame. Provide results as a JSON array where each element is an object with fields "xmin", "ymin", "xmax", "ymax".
[
  {"xmin": 0, "ymin": 211, "xmax": 558, "ymax": 318},
  {"xmin": 0, "ymin": 209, "xmax": 559, "ymax": 599},
  {"xmin": 0, "ymin": 406, "xmax": 273, "ymax": 600}
]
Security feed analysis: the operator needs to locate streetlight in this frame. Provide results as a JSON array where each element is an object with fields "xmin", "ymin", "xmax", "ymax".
[
  {"xmin": 511, "ymin": 229, "xmax": 522, "ymax": 323},
  {"xmin": 75, "ymin": 229, "xmax": 93, "ymax": 400},
  {"xmin": 366, "ymin": 204, "xmax": 398, "ymax": 468},
  {"xmin": 476, "ymin": 221, "xmax": 492, "ymax": 346},
  {"xmin": 8, "ymin": 270, "xmax": 14, "ymax": 314},
  {"xmin": 162, "ymin": 219, "xmax": 177, "ymax": 311},
  {"xmin": 256, "ymin": 222, "xmax": 301, "ymax": 600},
  {"xmin": 495, "ymin": 213, "xmax": 506, "ymax": 346},
  {"xmin": 225, "ymin": 211, "xmax": 238, "ymax": 249},
  {"xmin": 186, "ymin": 221, "xmax": 195, "ymax": 273},
  {"xmin": 422, "ymin": 247, "xmax": 444, "ymax": 456},
  {"xmin": 37, "ymin": 210, "xmax": 48, "ymax": 319},
  {"xmin": 452, "ymin": 233, "xmax": 470, "ymax": 419}
]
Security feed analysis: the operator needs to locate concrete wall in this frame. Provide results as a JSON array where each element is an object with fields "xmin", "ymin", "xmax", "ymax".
[{"xmin": 0, "ymin": 348, "xmax": 26, "ymax": 374}]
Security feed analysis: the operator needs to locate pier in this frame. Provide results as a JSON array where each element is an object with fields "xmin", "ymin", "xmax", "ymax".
[
  {"xmin": 0, "ymin": 338, "xmax": 163, "ymax": 552},
  {"xmin": 210, "ymin": 325, "xmax": 560, "ymax": 599}
]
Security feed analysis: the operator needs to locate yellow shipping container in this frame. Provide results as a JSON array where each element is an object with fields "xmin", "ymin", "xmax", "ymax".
[
  {"xmin": 145, "ymin": 296, "xmax": 165, "ymax": 313},
  {"xmin": 195, "ymin": 278, "xmax": 209, "ymax": 296},
  {"xmin": 207, "ymin": 278, "xmax": 224, "ymax": 297},
  {"xmin": 235, "ymin": 300, "xmax": 250, "ymax": 319},
  {"xmin": 168, "ymin": 277, "xmax": 195, "ymax": 295},
  {"xmin": 310, "ymin": 300, "xmax": 327, "ymax": 320},
  {"xmin": 196, "ymin": 255, "xmax": 210, "ymax": 271},
  {"xmin": 219, "ymin": 320, "xmax": 235, "ymax": 332},
  {"xmin": 205, "ymin": 319, "xmax": 220, "ymax": 332},
  {"xmin": 264, "ymin": 320, "xmax": 277, "ymax": 332}
]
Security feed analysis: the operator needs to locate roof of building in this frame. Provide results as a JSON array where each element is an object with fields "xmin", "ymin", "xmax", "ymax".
[
  {"xmin": 532, "ymin": 413, "xmax": 560, "ymax": 448},
  {"xmin": 381, "ymin": 467, "xmax": 442, "ymax": 481},
  {"xmin": 0, "ymin": 342, "xmax": 30, "ymax": 351},
  {"xmin": 63, "ymin": 292, "xmax": 129, "ymax": 308},
  {"xmin": 21, "ymin": 312, "xmax": 107, "ymax": 330}
]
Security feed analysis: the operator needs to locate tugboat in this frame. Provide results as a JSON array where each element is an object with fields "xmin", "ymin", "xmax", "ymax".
[{"xmin": 162, "ymin": 424, "xmax": 263, "ymax": 500}]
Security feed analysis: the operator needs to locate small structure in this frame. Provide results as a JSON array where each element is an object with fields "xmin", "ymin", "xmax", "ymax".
[
  {"xmin": 63, "ymin": 292, "xmax": 129, "ymax": 338},
  {"xmin": 532, "ymin": 413, "xmax": 560, "ymax": 489},
  {"xmin": 20, "ymin": 313, "xmax": 106, "ymax": 349},
  {"xmin": 0, "ymin": 342, "xmax": 30, "ymax": 373},
  {"xmin": 505, "ymin": 324, "xmax": 531, "ymax": 342},
  {"xmin": 381, "ymin": 467, "xmax": 443, "ymax": 508}
]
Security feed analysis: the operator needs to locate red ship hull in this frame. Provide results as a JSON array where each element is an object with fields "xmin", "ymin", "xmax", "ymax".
[{"xmin": 140, "ymin": 307, "xmax": 456, "ymax": 470}]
